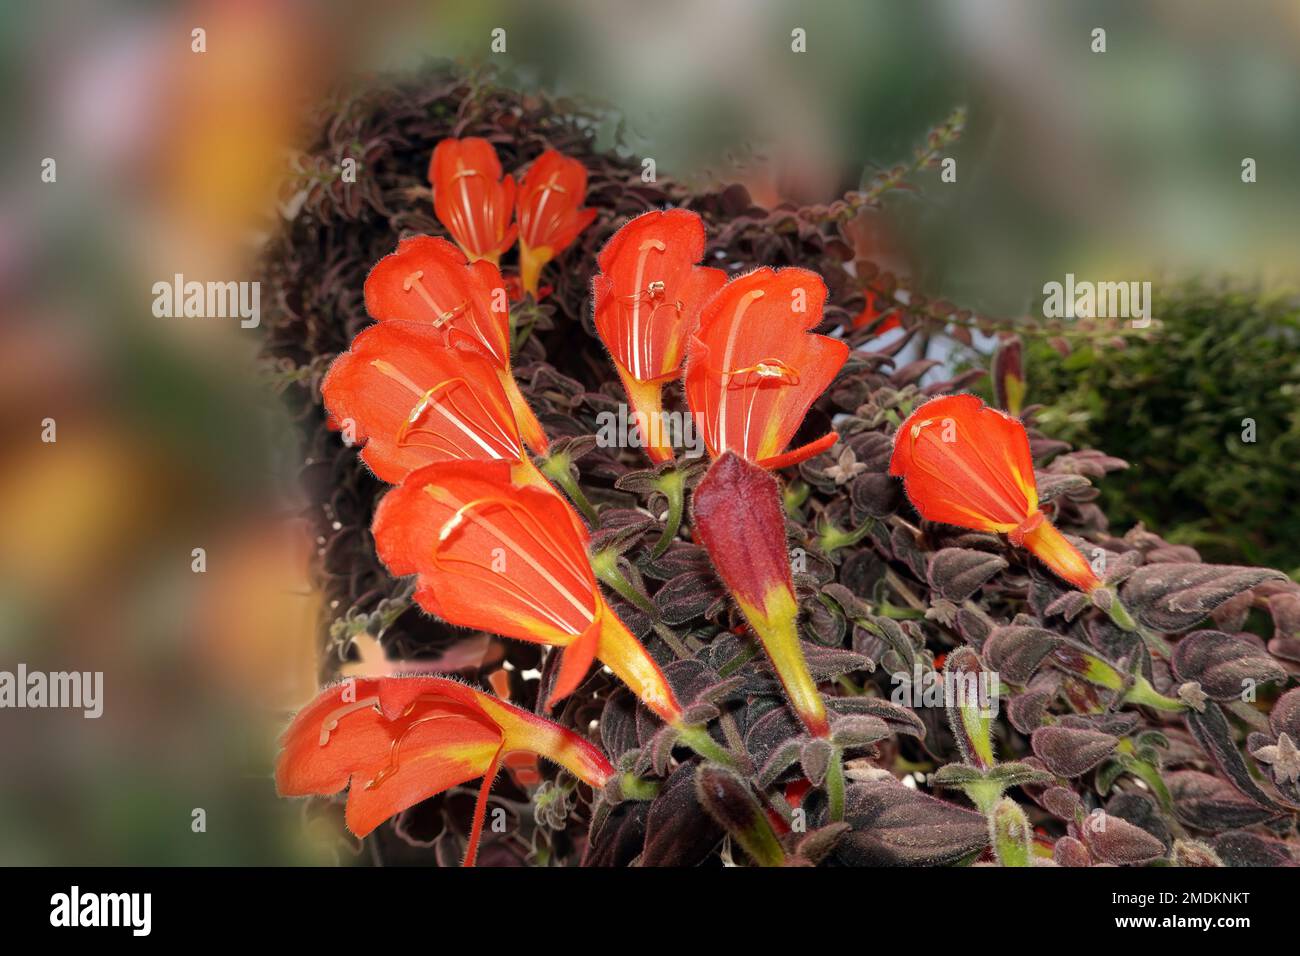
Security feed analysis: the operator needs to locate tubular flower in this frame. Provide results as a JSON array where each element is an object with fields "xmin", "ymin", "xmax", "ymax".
[
  {"xmin": 428, "ymin": 137, "xmax": 517, "ymax": 264},
  {"xmin": 321, "ymin": 321, "xmax": 546, "ymax": 488},
  {"xmin": 593, "ymin": 209, "xmax": 727, "ymax": 462},
  {"xmin": 364, "ymin": 234, "xmax": 548, "ymax": 453},
  {"xmin": 372, "ymin": 460, "xmax": 682, "ymax": 723},
  {"xmin": 692, "ymin": 452, "xmax": 830, "ymax": 737},
  {"xmin": 516, "ymin": 149, "xmax": 596, "ymax": 298},
  {"xmin": 889, "ymin": 394, "xmax": 1102, "ymax": 592},
  {"xmin": 685, "ymin": 267, "xmax": 849, "ymax": 469},
  {"xmin": 276, "ymin": 676, "xmax": 613, "ymax": 864},
  {"xmin": 851, "ymin": 290, "xmax": 901, "ymax": 334}
]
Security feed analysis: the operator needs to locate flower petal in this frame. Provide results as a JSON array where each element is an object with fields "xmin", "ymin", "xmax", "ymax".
[
  {"xmin": 429, "ymin": 137, "xmax": 517, "ymax": 262},
  {"xmin": 276, "ymin": 677, "xmax": 615, "ymax": 841},
  {"xmin": 276, "ymin": 678, "xmax": 501, "ymax": 837},
  {"xmin": 364, "ymin": 235, "xmax": 511, "ymax": 367},
  {"xmin": 889, "ymin": 393, "xmax": 1037, "ymax": 531},
  {"xmin": 372, "ymin": 460, "xmax": 597, "ymax": 646},
  {"xmin": 685, "ymin": 267, "xmax": 847, "ymax": 466},
  {"xmin": 321, "ymin": 322, "xmax": 524, "ymax": 483},
  {"xmin": 516, "ymin": 149, "xmax": 595, "ymax": 255},
  {"xmin": 593, "ymin": 209, "xmax": 726, "ymax": 383},
  {"xmin": 693, "ymin": 453, "xmax": 829, "ymax": 736}
]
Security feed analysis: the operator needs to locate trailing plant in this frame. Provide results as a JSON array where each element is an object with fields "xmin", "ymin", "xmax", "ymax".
[{"xmin": 260, "ymin": 63, "xmax": 1300, "ymax": 867}]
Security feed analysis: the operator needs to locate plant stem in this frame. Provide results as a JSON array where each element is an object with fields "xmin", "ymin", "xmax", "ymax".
[
  {"xmin": 1102, "ymin": 590, "xmax": 1173, "ymax": 658},
  {"xmin": 591, "ymin": 550, "xmax": 657, "ymax": 618},
  {"xmin": 676, "ymin": 724, "xmax": 737, "ymax": 768},
  {"xmin": 1123, "ymin": 675, "xmax": 1187, "ymax": 712},
  {"xmin": 652, "ymin": 622, "xmax": 691, "ymax": 659},
  {"xmin": 540, "ymin": 453, "xmax": 598, "ymax": 524},
  {"xmin": 618, "ymin": 772, "xmax": 661, "ymax": 801},
  {"xmin": 717, "ymin": 642, "xmax": 759, "ymax": 678},
  {"xmin": 884, "ymin": 568, "xmax": 927, "ymax": 611},
  {"xmin": 650, "ymin": 467, "xmax": 686, "ymax": 559},
  {"xmin": 826, "ymin": 748, "xmax": 846, "ymax": 823}
]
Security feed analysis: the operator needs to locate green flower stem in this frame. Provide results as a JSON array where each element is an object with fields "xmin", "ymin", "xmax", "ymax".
[
  {"xmin": 876, "ymin": 603, "xmax": 927, "ymax": 621},
  {"xmin": 1124, "ymin": 757, "xmax": 1176, "ymax": 817},
  {"xmin": 590, "ymin": 549, "xmax": 657, "ymax": 618},
  {"xmin": 826, "ymin": 748, "xmax": 847, "ymax": 823},
  {"xmin": 1101, "ymin": 590, "xmax": 1172, "ymax": 658},
  {"xmin": 884, "ymin": 568, "xmax": 927, "ymax": 611},
  {"xmin": 1106, "ymin": 594, "xmax": 1138, "ymax": 631},
  {"xmin": 783, "ymin": 480, "xmax": 811, "ymax": 517},
  {"xmin": 717, "ymin": 642, "xmax": 759, "ymax": 678},
  {"xmin": 737, "ymin": 809, "xmax": 788, "ymax": 868},
  {"xmin": 964, "ymin": 778, "xmax": 1005, "ymax": 817},
  {"xmin": 649, "ymin": 467, "xmax": 686, "ymax": 559},
  {"xmin": 676, "ymin": 724, "xmax": 738, "ymax": 768},
  {"xmin": 835, "ymin": 675, "xmax": 863, "ymax": 696},
  {"xmin": 990, "ymin": 798, "xmax": 1032, "ymax": 867},
  {"xmin": 652, "ymin": 622, "xmax": 691, "ymax": 659},
  {"xmin": 539, "ymin": 452, "xmax": 598, "ymax": 524},
  {"xmin": 619, "ymin": 772, "xmax": 661, "ymax": 801},
  {"xmin": 1123, "ymin": 675, "xmax": 1188, "ymax": 712},
  {"xmin": 816, "ymin": 520, "xmax": 873, "ymax": 555}
]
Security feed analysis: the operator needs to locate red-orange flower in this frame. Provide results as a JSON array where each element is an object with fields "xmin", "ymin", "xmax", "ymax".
[
  {"xmin": 889, "ymin": 394, "xmax": 1102, "ymax": 592},
  {"xmin": 593, "ymin": 209, "xmax": 726, "ymax": 462},
  {"xmin": 693, "ymin": 453, "xmax": 829, "ymax": 737},
  {"xmin": 429, "ymin": 137, "xmax": 517, "ymax": 264},
  {"xmin": 685, "ymin": 267, "xmax": 849, "ymax": 469},
  {"xmin": 516, "ymin": 149, "xmax": 596, "ymax": 297},
  {"xmin": 364, "ymin": 235, "xmax": 548, "ymax": 453},
  {"xmin": 372, "ymin": 460, "xmax": 682, "ymax": 722},
  {"xmin": 276, "ymin": 676, "xmax": 612, "ymax": 863},
  {"xmin": 851, "ymin": 290, "xmax": 901, "ymax": 334},
  {"xmin": 321, "ymin": 321, "xmax": 546, "ymax": 487}
]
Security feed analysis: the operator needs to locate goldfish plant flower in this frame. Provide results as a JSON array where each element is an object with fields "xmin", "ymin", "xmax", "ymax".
[
  {"xmin": 516, "ymin": 149, "xmax": 597, "ymax": 298},
  {"xmin": 693, "ymin": 452, "xmax": 830, "ymax": 737},
  {"xmin": 593, "ymin": 209, "xmax": 727, "ymax": 463},
  {"xmin": 889, "ymin": 393, "xmax": 1102, "ymax": 592},
  {"xmin": 321, "ymin": 321, "xmax": 547, "ymax": 488},
  {"xmin": 685, "ymin": 267, "xmax": 849, "ymax": 469},
  {"xmin": 371, "ymin": 459, "xmax": 682, "ymax": 723},
  {"xmin": 276, "ymin": 676, "xmax": 613, "ymax": 864},
  {"xmin": 428, "ymin": 137, "xmax": 517, "ymax": 264},
  {"xmin": 364, "ymin": 234, "xmax": 548, "ymax": 453}
]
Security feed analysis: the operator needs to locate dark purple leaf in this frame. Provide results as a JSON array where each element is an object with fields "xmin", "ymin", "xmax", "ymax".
[
  {"xmin": 641, "ymin": 763, "xmax": 724, "ymax": 867},
  {"xmin": 984, "ymin": 624, "xmax": 1064, "ymax": 684},
  {"xmin": 833, "ymin": 779, "xmax": 989, "ymax": 866},
  {"xmin": 927, "ymin": 548, "xmax": 1009, "ymax": 602},
  {"xmin": 1032, "ymin": 726, "xmax": 1118, "ymax": 777},
  {"xmin": 1171, "ymin": 630, "xmax": 1286, "ymax": 701},
  {"xmin": 1084, "ymin": 813, "xmax": 1166, "ymax": 865},
  {"xmin": 1212, "ymin": 830, "xmax": 1296, "ymax": 867},
  {"xmin": 1121, "ymin": 563, "xmax": 1286, "ymax": 632},
  {"xmin": 1167, "ymin": 770, "xmax": 1278, "ymax": 833},
  {"xmin": 1185, "ymin": 702, "xmax": 1280, "ymax": 812},
  {"xmin": 1053, "ymin": 836, "xmax": 1091, "ymax": 867}
]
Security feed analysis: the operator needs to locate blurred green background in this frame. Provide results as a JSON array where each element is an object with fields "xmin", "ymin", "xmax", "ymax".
[{"xmin": 1022, "ymin": 284, "xmax": 1300, "ymax": 575}]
